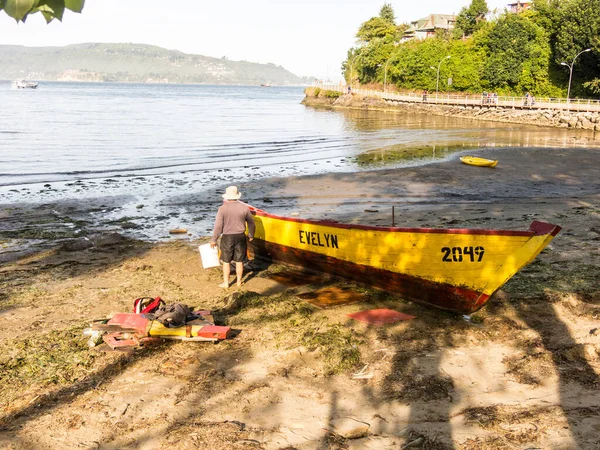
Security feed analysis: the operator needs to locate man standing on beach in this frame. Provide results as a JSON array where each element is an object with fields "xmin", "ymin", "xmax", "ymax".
[{"xmin": 210, "ymin": 186, "xmax": 255, "ymax": 288}]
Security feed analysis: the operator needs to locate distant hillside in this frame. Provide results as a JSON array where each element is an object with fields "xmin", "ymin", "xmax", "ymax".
[{"xmin": 0, "ymin": 43, "xmax": 313, "ymax": 85}]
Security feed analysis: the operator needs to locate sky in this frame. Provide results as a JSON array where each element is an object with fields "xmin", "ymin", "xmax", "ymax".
[{"xmin": 1, "ymin": 0, "xmax": 511, "ymax": 81}]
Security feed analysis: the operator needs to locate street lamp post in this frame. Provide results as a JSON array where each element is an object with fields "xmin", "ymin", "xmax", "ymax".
[
  {"xmin": 347, "ymin": 61, "xmax": 353, "ymax": 88},
  {"xmin": 561, "ymin": 48, "xmax": 591, "ymax": 105},
  {"xmin": 383, "ymin": 56, "xmax": 394, "ymax": 93},
  {"xmin": 430, "ymin": 55, "xmax": 451, "ymax": 97},
  {"xmin": 347, "ymin": 55, "xmax": 360, "ymax": 90}
]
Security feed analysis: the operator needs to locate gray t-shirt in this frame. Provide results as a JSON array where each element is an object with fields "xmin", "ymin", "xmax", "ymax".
[{"xmin": 211, "ymin": 201, "xmax": 255, "ymax": 243}]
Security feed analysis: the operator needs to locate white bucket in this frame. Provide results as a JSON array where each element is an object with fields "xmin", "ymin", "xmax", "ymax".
[{"xmin": 199, "ymin": 244, "xmax": 220, "ymax": 269}]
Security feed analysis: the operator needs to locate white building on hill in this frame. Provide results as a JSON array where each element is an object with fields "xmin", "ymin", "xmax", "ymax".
[{"xmin": 402, "ymin": 14, "xmax": 456, "ymax": 42}]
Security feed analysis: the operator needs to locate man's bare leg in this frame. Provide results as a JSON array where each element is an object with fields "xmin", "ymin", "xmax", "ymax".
[
  {"xmin": 219, "ymin": 263, "xmax": 230, "ymax": 288},
  {"xmin": 236, "ymin": 262, "xmax": 244, "ymax": 287}
]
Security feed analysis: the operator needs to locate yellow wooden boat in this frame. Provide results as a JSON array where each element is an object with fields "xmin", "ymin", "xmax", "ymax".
[
  {"xmin": 248, "ymin": 208, "xmax": 560, "ymax": 314},
  {"xmin": 460, "ymin": 156, "xmax": 498, "ymax": 167}
]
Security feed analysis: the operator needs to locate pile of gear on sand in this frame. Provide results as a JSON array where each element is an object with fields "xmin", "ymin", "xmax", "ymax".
[{"xmin": 83, "ymin": 297, "xmax": 231, "ymax": 350}]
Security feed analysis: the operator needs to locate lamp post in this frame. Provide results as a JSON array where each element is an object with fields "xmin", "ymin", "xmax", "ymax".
[
  {"xmin": 561, "ymin": 48, "xmax": 591, "ymax": 104},
  {"xmin": 383, "ymin": 56, "xmax": 395, "ymax": 93},
  {"xmin": 430, "ymin": 55, "xmax": 451, "ymax": 97},
  {"xmin": 347, "ymin": 54, "xmax": 360, "ymax": 90},
  {"xmin": 347, "ymin": 60, "xmax": 353, "ymax": 88}
]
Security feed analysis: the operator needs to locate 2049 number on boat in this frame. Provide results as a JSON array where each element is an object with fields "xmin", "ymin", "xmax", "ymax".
[{"xmin": 441, "ymin": 246, "xmax": 484, "ymax": 262}]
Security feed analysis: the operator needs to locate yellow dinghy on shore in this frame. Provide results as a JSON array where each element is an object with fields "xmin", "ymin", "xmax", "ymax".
[
  {"xmin": 248, "ymin": 207, "xmax": 560, "ymax": 314},
  {"xmin": 460, "ymin": 156, "xmax": 498, "ymax": 167}
]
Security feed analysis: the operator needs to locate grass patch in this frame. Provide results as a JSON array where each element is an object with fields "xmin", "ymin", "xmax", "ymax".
[
  {"xmin": 503, "ymin": 350, "xmax": 553, "ymax": 386},
  {"xmin": 0, "ymin": 228, "xmax": 80, "ymax": 240},
  {"xmin": 223, "ymin": 291, "xmax": 309, "ymax": 326},
  {"xmin": 302, "ymin": 324, "xmax": 362, "ymax": 375},
  {"xmin": 353, "ymin": 143, "xmax": 469, "ymax": 168},
  {"xmin": 503, "ymin": 261, "xmax": 600, "ymax": 301},
  {"xmin": 221, "ymin": 288, "xmax": 363, "ymax": 375},
  {"xmin": 1, "ymin": 285, "xmax": 53, "ymax": 311},
  {"xmin": 0, "ymin": 325, "xmax": 100, "ymax": 409},
  {"xmin": 459, "ymin": 405, "xmax": 600, "ymax": 447},
  {"xmin": 319, "ymin": 89, "xmax": 341, "ymax": 99}
]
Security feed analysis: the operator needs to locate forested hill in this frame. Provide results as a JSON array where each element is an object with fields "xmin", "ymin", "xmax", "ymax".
[
  {"xmin": 346, "ymin": 1, "xmax": 600, "ymax": 98},
  {"xmin": 0, "ymin": 43, "xmax": 313, "ymax": 85}
]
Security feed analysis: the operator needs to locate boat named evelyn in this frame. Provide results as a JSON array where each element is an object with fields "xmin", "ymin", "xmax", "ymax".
[{"xmin": 248, "ymin": 207, "xmax": 560, "ymax": 314}]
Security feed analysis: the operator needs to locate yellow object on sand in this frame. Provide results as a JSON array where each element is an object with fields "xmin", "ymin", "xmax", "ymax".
[{"xmin": 460, "ymin": 156, "xmax": 498, "ymax": 167}]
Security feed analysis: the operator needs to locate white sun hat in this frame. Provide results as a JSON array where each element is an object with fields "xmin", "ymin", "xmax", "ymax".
[{"xmin": 222, "ymin": 186, "xmax": 241, "ymax": 200}]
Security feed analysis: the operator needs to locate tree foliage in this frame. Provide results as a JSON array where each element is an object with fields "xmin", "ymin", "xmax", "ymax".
[
  {"xmin": 356, "ymin": 3, "xmax": 398, "ymax": 44},
  {"xmin": 553, "ymin": 0, "xmax": 600, "ymax": 95},
  {"xmin": 379, "ymin": 3, "xmax": 395, "ymax": 24},
  {"xmin": 482, "ymin": 14, "xmax": 542, "ymax": 90},
  {"xmin": 1, "ymin": 0, "xmax": 84, "ymax": 23},
  {"xmin": 342, "ymin": 48, "xmax": 361, "ymax": 85},
  {"xmin": 345, "ymin": 1, "xmax": 599, "ymax": 98},
  {"xmin": 356, "ymin": 16, "xmax": 397, "ymax": 43},
  {"xmin": 453, "ymin": 0, "xmax": 489, "ymax": 38},
  {"xmin": 530, "ymin": 0, "xmax": 562, "ymax": 37},
  {"xmin": 554, "ymin": 0, "xmax": 600, "ymax": 63}
]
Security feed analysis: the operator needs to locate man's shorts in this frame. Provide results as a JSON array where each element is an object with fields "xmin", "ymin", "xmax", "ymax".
[{"xmin": 220, "ymin": 233, "xmax": 247, "ymax": 263}]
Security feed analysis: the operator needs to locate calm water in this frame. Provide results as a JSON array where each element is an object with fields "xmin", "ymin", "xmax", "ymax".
[
  {"xmin": 1, "ymin": 81, "xmax": 598, "ymax": 240},
  {"xmin": 1, "ymin": 82, "xmax": 359, "ymax": 186}
]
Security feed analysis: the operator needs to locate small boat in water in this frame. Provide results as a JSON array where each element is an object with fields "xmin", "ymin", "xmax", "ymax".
[
  {"xmin": 248, "ymin": 207, "xmax": 560, "ymax": 314},
  {"xmin": 11, "ymin": 80, "xmax": 39, "ymax": 89},
  {"xmin": 460, "ymin": 156, "xmax": 498, "ymax": 167}
]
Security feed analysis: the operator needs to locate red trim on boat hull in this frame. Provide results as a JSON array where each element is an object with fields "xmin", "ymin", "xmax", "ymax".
[{"xmin": 250, "ymin": 240, "xmax": 491, "ymax": 314}]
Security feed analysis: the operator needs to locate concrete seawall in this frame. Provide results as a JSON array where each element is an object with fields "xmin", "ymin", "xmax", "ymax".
[{"xmin": 302, "ymin": 88, "xmax": 600, "ymax": 131}]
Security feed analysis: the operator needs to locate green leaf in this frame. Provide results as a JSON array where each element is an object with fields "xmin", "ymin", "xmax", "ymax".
[
  {"xmin": 4, "ymin": 0, "xmax": 37, "ymax": 20},
  {"xmin": 64, "ymin": 0, "xmax": 83, "ymax": 13},
  {"xmin": 40, "ymin": 9, "xmax": 52, "ymax": 21},
  {"xmin": 33, "ymin": 0, "xmax": 65, "ymax": 21}
]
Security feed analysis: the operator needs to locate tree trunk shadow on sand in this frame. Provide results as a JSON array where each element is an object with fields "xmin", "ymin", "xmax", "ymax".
[
  {"xmin": 513, "ymin": 295, "xmax": 600, "ymax": 449},
  {"xmin": 355, "ymin": 311, "xmax": 459, "ymax": 450},
  {"xmin": 347, "ymin": 290, "xmax": 600, "ymax": 449}
]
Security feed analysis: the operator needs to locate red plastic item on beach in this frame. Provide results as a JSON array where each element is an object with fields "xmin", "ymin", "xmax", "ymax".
[
  {"xmin": 133, "ymin": 296, "xmax": 165, "ymax": 314},
  {"xmin": 196, "ymin": 325, "xmax": 231, "ymax": 340},
  {"xmin": 102, "ymin": 332, "xmax": 160, "ymax": 349},
  {"xmin": 347, "ymin": 308, "xmax": 416, "ymax": 325},
  {"xmin": 107, "ymin": 313, "xmax": 150, "ymax": 333}
]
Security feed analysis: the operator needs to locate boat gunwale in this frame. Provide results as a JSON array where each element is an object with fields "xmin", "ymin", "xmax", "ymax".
[{"xmin": 249, "ymin": 207, "xmax": 559, "ymax": 237}]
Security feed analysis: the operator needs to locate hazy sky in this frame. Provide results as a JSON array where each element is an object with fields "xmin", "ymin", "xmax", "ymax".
[{"xmin": 2, "ymin": 0, "xmax": 511, "ymax": 80}]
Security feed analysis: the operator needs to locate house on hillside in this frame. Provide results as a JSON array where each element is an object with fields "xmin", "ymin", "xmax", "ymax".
[
  {"xmin": 402, "ymin": 14, "xmax": 456, "ymax": 42},
  {"xmin": 508, "ymin": 1, "xmax": 533, "ymax": 13}
]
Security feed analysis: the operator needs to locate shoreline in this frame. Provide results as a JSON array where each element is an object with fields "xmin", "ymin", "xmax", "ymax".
[
  {"xmin": 3, "ymin": 146, "xmax": 599, "ymax": 264},
  {"xmin": 303, "ymin": 87, "xmax": 600, "ymax": 131}
]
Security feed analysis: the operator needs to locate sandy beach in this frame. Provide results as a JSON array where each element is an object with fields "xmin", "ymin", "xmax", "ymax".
[{"xmin": 1, "ymin": 145, "xmax": 599, "ymax": 449}]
